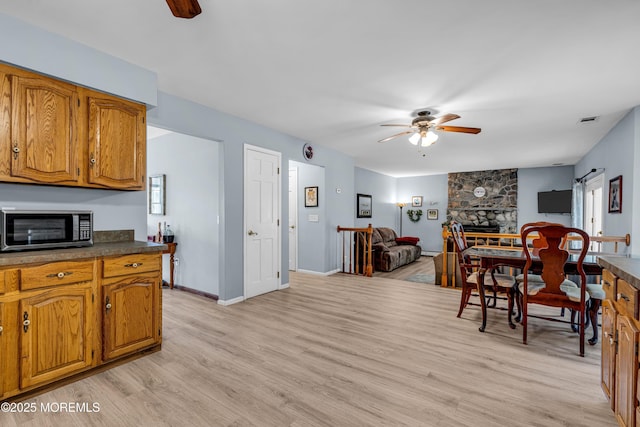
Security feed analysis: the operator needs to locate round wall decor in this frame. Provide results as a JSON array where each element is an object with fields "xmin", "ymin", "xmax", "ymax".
[
  {"xmin": 473, "ymin": 186, "xmax": 486, "ymax": 198},
  {"xmin": 302, "ymin": 143, "xmax": 314, "ymax": 161}
]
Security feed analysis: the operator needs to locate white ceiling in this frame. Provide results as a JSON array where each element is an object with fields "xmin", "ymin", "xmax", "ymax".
[{"xmin": 3, "ymin": 1, "xmax": 640, "ymax": 177}]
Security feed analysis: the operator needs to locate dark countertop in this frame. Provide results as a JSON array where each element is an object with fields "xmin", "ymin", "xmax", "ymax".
[
  {"xmin": 0, "ymin": 240, "xmax": 166, "ymax": 267},
  {"xmin": 598, "ymin": 255, "xmax": 640, "ymax": 289}
]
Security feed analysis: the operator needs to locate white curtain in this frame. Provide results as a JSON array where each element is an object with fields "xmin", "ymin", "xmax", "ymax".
[
  {"xmin": 571, "ymin": 180, "xmax": 584, "ymax": 230},
  {"xmin": 571, "ymin": 180, "xmax": 585, "ymax": 251}
]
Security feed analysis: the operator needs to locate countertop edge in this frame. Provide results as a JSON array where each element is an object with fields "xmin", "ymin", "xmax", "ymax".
[
  {"xmin": 0, "ymin": 241, "xmax": 167, "ymax": 267},
  {"xmin": 598, "ymin": 255, "xmax": 640, "ymax": 289}
]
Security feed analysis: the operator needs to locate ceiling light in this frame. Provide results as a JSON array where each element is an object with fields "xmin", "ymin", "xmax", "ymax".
[
  {"xmin": 408, "ymin": 130, "xmax": 438, "ymax": 147},
  {"xmin": 421, "ymin": 130, "xmax": 438, "ymax": 147}
]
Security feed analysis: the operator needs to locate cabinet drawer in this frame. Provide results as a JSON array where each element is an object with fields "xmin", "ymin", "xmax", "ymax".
[
  {"xmin": 21, "ymin": 260, "xmax": 94, "ymax": 291},
  {"xmin": 102, "ymin": 253, "xmax": 161, "ymax": 278},
  {"xmin": 602, "ymin": 269, "xmax": 616, "ymax": 301},
  {"xmin": 616, "ymin": 278, "xmax": 638, "ymax": 319}
]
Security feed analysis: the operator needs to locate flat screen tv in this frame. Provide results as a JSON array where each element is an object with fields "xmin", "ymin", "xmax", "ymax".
[{"xmin": 537, "ymin": 189, "xmax": 572, "ymax": 214}]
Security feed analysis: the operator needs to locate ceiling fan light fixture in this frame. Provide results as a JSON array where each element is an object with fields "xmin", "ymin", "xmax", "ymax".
[
  {"xmin": 408, "ymin": 132, "xmax": 421, "ymax": 145},
  {"xmin": 421, "ymin": 130, "xmax": 438, "ymax": 147}
]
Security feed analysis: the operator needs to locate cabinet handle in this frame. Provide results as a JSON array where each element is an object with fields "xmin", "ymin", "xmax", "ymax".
[
  {"xmin": 617, "ymin": 293, "xmax": 630, "ymax": 302},
  {"xmin": 105, "ymin": 296, "xmax": 112, "ymax": 311},
  {"xmin": 0, "ymin": 325, "xmax": 3, "ymax": 335},
  {"xmin": 89, "ymin": 154, "xmax": 96, "ymax": 167},
  {"xmin": 12, "ymin": 144, "xmax": 20, "ymax": 159},
  {"xmin": 124, "ymin": 262, "xmax": 142, "ymax": 268},
  {"xmin": 23, "ymin": 312, "xmax": 30, "ymax": 333},
  {"xmin": 47, "ymin": 271, "xmax": 73, "ymax": 279}
]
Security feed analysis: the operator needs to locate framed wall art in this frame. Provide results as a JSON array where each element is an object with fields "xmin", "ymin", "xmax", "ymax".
[
  {"xmin": 608, "ymin": 175, "xmax": 622, "ymax": 213},
  {"xmin": 357, "ymin": 193, "xmax": 372, "ymax": 218},
  {"xmin": 427, "ymin": 209, "xmax": 438, "ymax": 220},
  {"xmin": 411, "ymin": 196, "xmax": 423, "ymax": 207},
  {"xmin": 305, "ymin": 186, "xmax": 318, "ymax": 207}
]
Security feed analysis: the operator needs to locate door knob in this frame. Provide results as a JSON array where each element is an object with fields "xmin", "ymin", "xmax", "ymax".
[
  {"xmin": 248, "ymin": 230, "xmax": 258, "ymax": 236},
  {"xmin": 289, "ymin": 225, "xmax": 295, "ymax": 229}
]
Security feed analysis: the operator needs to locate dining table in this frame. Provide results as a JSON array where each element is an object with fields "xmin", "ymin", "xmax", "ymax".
[{"xmin": 464, "ymin": 245, "xmax": 609, "ymax": 338}]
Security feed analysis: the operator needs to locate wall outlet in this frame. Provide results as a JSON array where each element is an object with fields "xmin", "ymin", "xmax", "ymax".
[{"xmin": 174, "ymin": 257, "xmax": 180, "ymax": 266}]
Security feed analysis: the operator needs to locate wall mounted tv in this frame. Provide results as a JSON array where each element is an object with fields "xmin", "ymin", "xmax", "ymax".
[{"xmin": 537, "ymin": 189, "xmax": 572, "ymax": 214}]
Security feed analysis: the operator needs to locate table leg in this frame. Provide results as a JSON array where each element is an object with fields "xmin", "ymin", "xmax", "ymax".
[{"xmin": 169, "ymin": 252, "xmax": 175, "ymax": 289}]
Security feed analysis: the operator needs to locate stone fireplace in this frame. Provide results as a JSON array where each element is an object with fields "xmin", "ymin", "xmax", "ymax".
[{"xmin": 447, "ymin": 168, "xmax": 517, "ymax": 233}]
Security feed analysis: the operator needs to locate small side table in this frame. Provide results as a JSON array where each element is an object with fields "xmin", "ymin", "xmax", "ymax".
[{"xmin": 162, "ymin": 242, "xmax": 177, "ymax": 289}]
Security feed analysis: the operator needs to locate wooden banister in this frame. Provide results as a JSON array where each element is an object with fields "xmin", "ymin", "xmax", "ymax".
[{"xmin": 337, "ymin": 224, "xmax": 373, "ymax": 277}]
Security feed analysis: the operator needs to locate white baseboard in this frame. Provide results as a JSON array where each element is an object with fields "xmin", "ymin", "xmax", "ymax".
[
  {"xmin": 217, "ymin": 296, "xmax": 245, "ymax": 306},
  {"xmin": 296, "ymin": 268, "xmax": 340, "ymax": 276},
  {"xmin": 279, "ymin": 282, "xmax": 290, "ymax": 290}
]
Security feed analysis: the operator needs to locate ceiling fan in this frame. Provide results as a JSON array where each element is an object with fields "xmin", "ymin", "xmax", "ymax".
[
  {"xmin": 378, "ymin": 110, "xmax": 481, "ymax": 147},
  {"xmin": 166, "ymin": 0, "xmax": 202, "ymax": 19}
]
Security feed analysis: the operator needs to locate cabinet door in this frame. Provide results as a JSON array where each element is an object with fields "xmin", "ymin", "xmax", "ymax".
[
  {"xmin": 615, "ymin": 314, "xmax": 639, "ymax": 427},
  {"xmin": 602, "ymin": 299, "xmax": 617, "ymax": 408},
  {"xmin": 87, "ymin": 95, "xmax": 146, "ymax": 190},
  {"xmin": 11, "ymin": 75, "xmax": 79, "ymax": 184},
  {"xmin": 103, "ymin": 276, "xmax": 159, "ymax": 360},
  {"xmin": 20, "ymin": 286, "xmax": 93, "ymax": 389}
]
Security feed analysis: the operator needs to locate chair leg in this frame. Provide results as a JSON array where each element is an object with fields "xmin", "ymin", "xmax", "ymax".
[
  {"xmin": 457, "ymin": 284, "xmax": 471, "ymax": 318},
  {"xmin": 514, "ymin": 289, "xmax": 523, "ymax": 323},
  {"xmin": 522, "ymin": 298, "xmax": 528, "ymax": 345},
  {"xmin": 570, "ymin": 309, "xmax": 579, "ymax": 333},
  {"xmin": 588, "ymin": 299, "xmax": 601, "ymax": 345},
  {"xmin": 579, "ymin": 309, "xmax": 585, "ymax": 357},
  {"xmin": 487, "ymin": 287, "xmax": 498, "ymax": 308},
  {"xmin": 507, "ymin": 286, "xmax": 516, "ymax": 329}
]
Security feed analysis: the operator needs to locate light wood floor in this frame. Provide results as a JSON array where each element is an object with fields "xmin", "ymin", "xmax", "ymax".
[{"xmin": 4, "ymin": 271, "xmax": 615, "ymax": 426}]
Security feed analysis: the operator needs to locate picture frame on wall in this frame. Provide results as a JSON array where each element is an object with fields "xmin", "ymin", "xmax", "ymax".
[
  {"xmin": 411, "ymin": 196, "xmax": 423, "ymax": 207},
  {"xmin": 357, "ymin": 193, "xmax": 372, "ymax": 218},
  {"xmin": 305, "ymin": 186, "xmax": 319, "ymax": 207},
  {"xmin": 608, "ymin": 175, "xmax": 622, "ymax": 213},
  {"xmin": 427, "ymin": 209, "xmax": 438, "ymax": 220}
]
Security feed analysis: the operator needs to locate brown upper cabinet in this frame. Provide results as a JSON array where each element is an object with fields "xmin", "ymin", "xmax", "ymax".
[{"xmin": 0, "ymin": 62, "xmax": 146, "ymax": 190}]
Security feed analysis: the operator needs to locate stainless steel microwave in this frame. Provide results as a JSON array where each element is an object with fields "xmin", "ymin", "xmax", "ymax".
[{"xmin": 0, "ymin": 209, "xmax": 93, "ymax": 252}]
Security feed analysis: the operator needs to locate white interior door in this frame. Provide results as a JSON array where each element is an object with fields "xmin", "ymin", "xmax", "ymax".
[
  {"xmin": 244, "ymin": 145, "xmax": 281, "ymax": 299},
  {"xmin": 288, "ymin": 168, "xmax": 298, "ymax": 271},
  {"xmin": 584, "ymin": 175, "xmax": 604, "ymax": 251}
]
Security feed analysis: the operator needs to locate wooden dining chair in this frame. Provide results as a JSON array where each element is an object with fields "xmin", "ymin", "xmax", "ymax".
[
  {"xmin": 515, "ymin": 222, "xmax": 574, "ymax": 320},
  {"xmin": 520, "ymin": 224, "xmax": 590, "ymax": 356},
  {"xmin": 450, "ymin": 221, "xmax": 517, "ymax": 331}
]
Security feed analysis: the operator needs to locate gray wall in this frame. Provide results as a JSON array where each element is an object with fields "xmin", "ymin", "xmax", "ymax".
[
  {"xmin": 517, "ymin": 166, "xmax": 575, "ymax": 227},
  {"xmin": 396, "ymin": 174, "xmax": 449, "ymax": 253},
  {"xmin": 576, "ymin": 108, "xmax": 637, "ymax": 250},
  {"xmin": 354, "ymin": 168, "xmax": 397, "ymax": 229},
  {"xmin": 147, "ymin": 132, "xmax": 222, "ymax": 296}
]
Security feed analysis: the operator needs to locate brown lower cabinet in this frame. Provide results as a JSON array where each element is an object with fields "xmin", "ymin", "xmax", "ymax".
[
  {"xmin": 0, "ymin": 251, "xmax": 162, "ymax": 400},
  {"xmin": 601, "ymin": 268, "xmax": 640, "ymax": 427},
  {"xmin": 103, "ymin": 276, "xmax": 160, "ymax": 361}
]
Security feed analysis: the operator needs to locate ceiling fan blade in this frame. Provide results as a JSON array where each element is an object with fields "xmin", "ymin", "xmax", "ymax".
[
  {"xmin": 166, "ymin": 0, "xmax": 202, "ymax": 18},
  {"xmin": 381, "ymin": 124, "xmax": 412, "ymax": 127},
  {"xmin": 428, "ymin": 114, "xmax": 460, "ymax": 126},
  {"xmin": 436, "ymin": 125, "xmax": 482, "ymax": 134},
  {"xmin": 378, "ymin": 130, "xmax": 415, "ymax": 143}
]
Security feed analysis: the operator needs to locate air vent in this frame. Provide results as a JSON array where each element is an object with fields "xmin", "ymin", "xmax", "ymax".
[{"xmin": 579, "ymin": 116, "xmax": 599, "ymax": 123}]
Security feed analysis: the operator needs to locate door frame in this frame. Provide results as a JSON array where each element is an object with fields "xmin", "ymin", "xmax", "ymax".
[
  {"xmin": 584, "ymin": 174, "xmax": 605, "ymax": 246},
  {"xmin": 243, "ymin": 144, "xmax": 282, "ymax": 299},
  {"xmin": 288, "ymin": 167, "xmax": 299, "ymax": 271}
]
